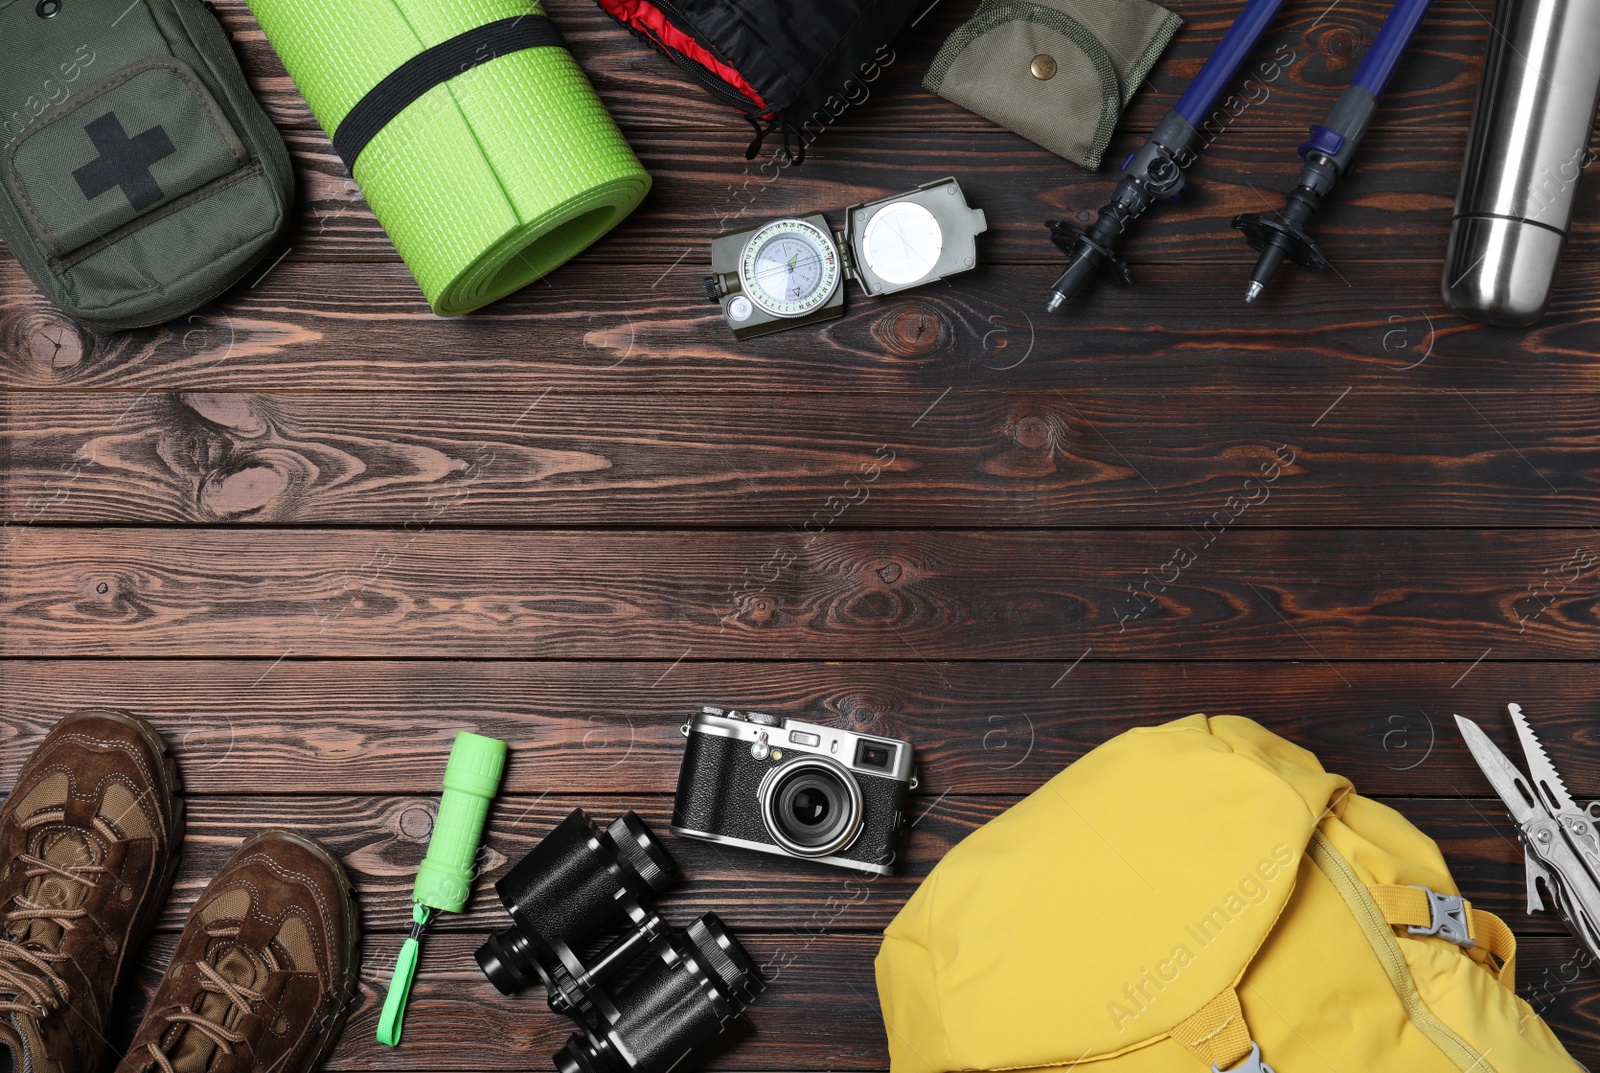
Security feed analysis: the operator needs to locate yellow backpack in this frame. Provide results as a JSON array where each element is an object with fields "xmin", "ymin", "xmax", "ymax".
[{"xmin": 876, "ymin": 715, "xmax": 1584, "ymax": 1073}]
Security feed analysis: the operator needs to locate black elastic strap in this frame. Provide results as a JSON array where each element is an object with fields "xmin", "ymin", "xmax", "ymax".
[{"xmin": 332, "ymin": 15, "xmax": 567, "ymax": 172}]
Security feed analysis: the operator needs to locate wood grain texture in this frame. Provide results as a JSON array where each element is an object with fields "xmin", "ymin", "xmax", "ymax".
[
  {"xmin": 238, "ymin": 128, "xmax": 1599, "ymax": 266},
  {"xmin": 99, "ymin": 793, "xmax": 1586, "ymax": 935},
  {"xmin": 5, "ymin": 528, "xmax": 1599, "ymax": 659},
  {"xmin": 7, "ymin": 259, "xmax": 1600, "ymax": 394},
  {"xmin": 6, "ymin": 0, "xmax": 1600, "ymax": 1063},
  {"xmin": 6, "ymin": 661, "xmax": 1597, "ymax": 798},
  {"xmin": 113, "ymin": 933, "xmax": 1600, "ymax": 1069},
  {"xmin": 5, "ymin": 390, "xmax": 1597, "ymax": 526},
  {"xmin": 208, "ymin": 0, "xmax": 1491, "ymax": 135}
]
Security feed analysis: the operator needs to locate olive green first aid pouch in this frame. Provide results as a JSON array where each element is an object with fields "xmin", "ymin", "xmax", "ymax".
[
  {"xmin": 924, "ymin": 0, "xmax": 1180, "ymax": 169},
  {"xmin": 0, "ymin": 0, "xmax": 292, "ymax": 332}
]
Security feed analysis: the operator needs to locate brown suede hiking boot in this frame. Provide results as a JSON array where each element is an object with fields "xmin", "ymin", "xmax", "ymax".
[
  {"xmin": 116, "ymin": 831, "xmax": 359, "ymax": 1073},
  {"xmin": 0, "ymin": 709, "xmax": 184, "ymax": 1073}
]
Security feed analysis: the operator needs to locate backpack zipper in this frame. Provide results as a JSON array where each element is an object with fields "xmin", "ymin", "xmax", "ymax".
[{"xmin": 1307, "ymin": 832, "xmax": 1498, "ymax": 1073}]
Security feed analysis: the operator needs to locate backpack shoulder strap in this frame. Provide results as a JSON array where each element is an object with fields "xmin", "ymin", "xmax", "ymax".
[
  {"xmin": 1170, "ymin": 985, "xmax": 1270, "ymax": 1072},
  {"xmin": 1367, "ymin": 884, "xmax": 1518, "ymax": 989}
]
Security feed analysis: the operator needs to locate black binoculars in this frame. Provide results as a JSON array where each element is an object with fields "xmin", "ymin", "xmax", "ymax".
[{"xmin": 476, "ymin": 809, "xmax": 762, "ymax": 1073}]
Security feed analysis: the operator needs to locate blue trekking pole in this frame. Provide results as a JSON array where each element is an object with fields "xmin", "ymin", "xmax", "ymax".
[
  {"xmin": 1046, "ymin": 0, "xmax": 1294, "ymax": 311},
  {"xmin": 1234, "ymin": 0, "xmax": 1434, "ymax": 301}
]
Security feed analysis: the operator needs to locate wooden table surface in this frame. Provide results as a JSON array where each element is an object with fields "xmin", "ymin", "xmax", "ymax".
[{"xmin": 4, "ymin": 0, "xmax": 1600, "ymax": 1067}]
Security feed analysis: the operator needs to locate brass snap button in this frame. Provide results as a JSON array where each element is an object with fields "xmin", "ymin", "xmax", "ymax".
[{"xmin": 1031, "ymin": 53, "xmax": 1057, "ymax": 80}]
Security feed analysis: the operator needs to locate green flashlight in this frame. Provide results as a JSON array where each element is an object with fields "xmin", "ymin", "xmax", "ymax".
[{"xmin": 377, "ymin": 730, "xmax": 507, "ymax": 1047}]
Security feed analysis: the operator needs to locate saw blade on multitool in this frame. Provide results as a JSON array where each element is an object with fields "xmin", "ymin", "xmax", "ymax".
[
  {"xmin": 1508, "ymin": 702, "xmax": 1580, "ymax": 814},
  {"xmin": 1510, "ymin": 702, "xmax": 1600, "ymax": 893}
]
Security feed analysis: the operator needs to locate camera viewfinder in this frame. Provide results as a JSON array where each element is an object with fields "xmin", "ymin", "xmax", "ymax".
[{"xmin": 855, "ymin": 740, "xmax": 895, "ymax": 769}]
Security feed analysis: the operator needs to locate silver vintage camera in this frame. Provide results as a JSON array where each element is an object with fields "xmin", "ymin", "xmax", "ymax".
[{"xmin": 671, "ymin": 706, "xmax": 917, "ymax": 876}]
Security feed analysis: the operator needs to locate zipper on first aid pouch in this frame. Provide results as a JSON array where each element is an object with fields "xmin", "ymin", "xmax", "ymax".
[{"xmin": 1307, "ymin": 832, "xmax": 1497, "ymax": 1073}]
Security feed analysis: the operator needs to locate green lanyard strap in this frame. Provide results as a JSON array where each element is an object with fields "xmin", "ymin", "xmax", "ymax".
[{"xmin": 377, "ymin": 903, "xmax": 432, "ymax": 1046}]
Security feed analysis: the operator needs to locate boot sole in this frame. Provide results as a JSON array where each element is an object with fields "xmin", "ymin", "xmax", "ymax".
[{"xmin": 238, "ymin": 828, "xmax": 363, "ymax": 1070}]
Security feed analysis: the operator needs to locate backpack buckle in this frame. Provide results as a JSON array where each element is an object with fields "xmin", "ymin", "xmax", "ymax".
[
  {"xmin": 1408, "ymin": 887, "xmax": 1475, "ymax": 948},
  {"xmin": 1212, "ymin": 1042, "xmax": 1276, "ymax": 1073}
]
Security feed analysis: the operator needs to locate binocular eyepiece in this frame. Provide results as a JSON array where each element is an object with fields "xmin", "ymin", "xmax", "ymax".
[
  {"xmin": 476, "ymin": 809, "xmax": 762, "ymax": 1073},
  {"xmin": 556, "ymin": 912, "xmax": 761, "ymax": 1073},
  {"xmin": 477, "ymin": 809, "xmax": 678, "ymax": 1002}
]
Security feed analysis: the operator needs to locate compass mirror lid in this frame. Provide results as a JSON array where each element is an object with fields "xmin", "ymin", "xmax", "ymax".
[{"xmin": 845, "ymin": 177, "xmax": 987, "ymax": 297}]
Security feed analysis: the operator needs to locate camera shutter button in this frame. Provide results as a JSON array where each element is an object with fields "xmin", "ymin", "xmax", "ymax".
[{"xmin": 751, "ymin": 731, "xmax": 771, "ymax": 760}]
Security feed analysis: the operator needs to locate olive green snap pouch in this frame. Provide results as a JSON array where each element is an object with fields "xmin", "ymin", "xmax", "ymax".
[
  {"xmin": 0, "ymin": 0, "xmax": 293, "ymax": 333},
  {"xmin": 924, "ymin": 0, "xmax": 1180, "ymax": 170}
]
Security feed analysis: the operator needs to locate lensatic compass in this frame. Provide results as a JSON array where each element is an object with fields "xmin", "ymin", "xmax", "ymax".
[{"xmin": 706, "ymin": 177, "xmax": 986, "ymax": 340}]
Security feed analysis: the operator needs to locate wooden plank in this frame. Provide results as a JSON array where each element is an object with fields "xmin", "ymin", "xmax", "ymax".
[
  {"xmin": 12, "ymin": 127, "xmax": 1590, "ymax": 283},
  {"xmin": 95, "ymin": 793, "xmax": 1578, "ymax": 935},
  {"xmin": 4, "ymin": 528, "xmax": 1599, "ymax": 659},
  {"xmin": 4, "ymin": 660, "xmax": 1597, "ymax": 798},
  {"xmin": 210, "ymin": 0, "xmax": 1490, "ymax": 134},
  {"xmin": 4, "ymin": 390, "xmax": 1597, "ymax": 526},
  {"xmin": 259, "ymin": 127, "xmax": 1589, "ymax": 267},
  {"xmin": 117, "ymin": 933, "xmax": 892, "ymax": 1071},
  {"xmin": 115, "ymin": 932, "xmax": 1600, "ymax": 1069},
  {"xmin": 5, "ymin": 261, "xmax": 1598, "ymax": 394}
]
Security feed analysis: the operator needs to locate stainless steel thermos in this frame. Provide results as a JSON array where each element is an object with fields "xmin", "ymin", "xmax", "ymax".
[{"xmin": 1442, "ymin": 0, "xmax": 1600, "ymax": 326}]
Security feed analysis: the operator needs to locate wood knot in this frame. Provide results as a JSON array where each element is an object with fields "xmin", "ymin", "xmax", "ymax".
[
  {"xmin": 984, "ymin": 410, "xmax": 1071, "ymax": 477},
  {"xmin": 834, "ymin": 693, "xmax": 897, "ymax": 734},
  {"xmin": 1322, "ymin": 27, "xmax": 1357, "ymax": 57},
  {"xmin": 398, "ymin": 805, "xmax": 435, "ymax": 841},
  {"xmin": 875, "ymin": 561, "xmax": 904, "ymax": 585},
  {"xmin": 79, "ymin": 574, "xmax": 142, "ymax": 622},
  {"xmin": 729, "ymin": 592, "xmax": 778, "ymax": 626},
  {"xmin": 182, "ymin": 393, "xmax": 269, "ymax": 436},
  {"xmin": 200, "ymin": 466, "xmax": 291, "ymax": 517},
  {"xmin": 1013, "ymin": 415, "xmax": 1052, "ymax": 449},
  {"xmin": 17, "ymin": 313, "xmax": 86, "ymax": 371},
  {"xmin": 871, "ymin": 302, "xmax": 952, "ymax": 357}
]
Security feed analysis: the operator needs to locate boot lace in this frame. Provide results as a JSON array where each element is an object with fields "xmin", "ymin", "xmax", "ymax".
[
  {"xmin": 141, "ymin": 927, "xmax": 265, "ymax": 1073},
  {"xmin": 0, "ymin": 844, "xmax": 108, "ymax": 1018}
]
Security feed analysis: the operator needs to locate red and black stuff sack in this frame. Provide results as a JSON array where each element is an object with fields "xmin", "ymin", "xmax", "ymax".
[{"xmin": 595, "ymin": 0, "xmax": 918, "ymax": 162}]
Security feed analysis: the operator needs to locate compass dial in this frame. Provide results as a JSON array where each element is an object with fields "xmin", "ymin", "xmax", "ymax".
[{"xmin": 738, "ymin": 219, "xmax": 840, "ymax": 317}]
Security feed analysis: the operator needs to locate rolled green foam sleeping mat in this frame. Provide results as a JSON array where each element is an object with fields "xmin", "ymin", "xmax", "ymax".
[{"xmin": 247, "ymin": 0, "xmax": 651, "ymax": 315}]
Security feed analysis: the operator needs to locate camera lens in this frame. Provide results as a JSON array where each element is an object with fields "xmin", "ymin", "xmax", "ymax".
[
  {"xmin": 786, "ymin": 780, "xmax": 833, "ymax": 832},
  {"xmin": 476, "ymin": 809, "xmax": 679, "ymax": 995},
  {"xmin": 760, "ymin": 757, "xmax": 863, "ymax": 858},
  {"xmin": 555, "ymin": 913, "xmax": 762, "ymax": 1073}
]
